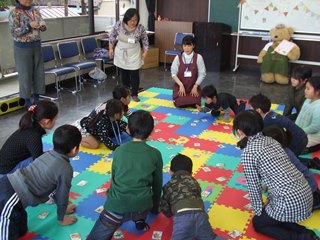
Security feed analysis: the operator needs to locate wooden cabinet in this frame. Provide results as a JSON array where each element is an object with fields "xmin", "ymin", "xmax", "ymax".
[{"xmin": 193, "ymin": 22, "xmax": 231, "ymax": 71}]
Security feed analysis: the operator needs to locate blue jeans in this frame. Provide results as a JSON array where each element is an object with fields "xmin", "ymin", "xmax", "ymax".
[
  {"xmin": 172, "ymin": 210, "xmax": 218, "ymax": 240},
  {"xmin": 87, "ymin": 209, "xmax": 149, "ymax": 240}
]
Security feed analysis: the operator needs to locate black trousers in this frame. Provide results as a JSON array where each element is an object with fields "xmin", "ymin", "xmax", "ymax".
[
  {"xmin": 120, "ymin": 68, "xmax": 140, "ymax": 96},
  {"xmin": 252, "ymin": 209, "xmax": 314, "ymax": 240}
]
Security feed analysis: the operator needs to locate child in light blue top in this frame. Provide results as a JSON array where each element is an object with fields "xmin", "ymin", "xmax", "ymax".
[{"xmin": 296, "ymin": 76, "xmax": 320, "ymax": 153}]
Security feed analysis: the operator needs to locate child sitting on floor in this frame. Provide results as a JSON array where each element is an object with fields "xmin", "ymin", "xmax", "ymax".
[
  {"xmin": 80, "ymin": 99, "xmax": 128, "ymax": 150},
  {"xmin": 295, "ymin": 76, "xmax": 320, "ymax": 154},
  {"xmin": 196, "ymin": 84, "xmax": 246, "ymax": 121},
  {"xmin": 263, "ymin": 125, "xmax": 320, "ymax": 210},
  {"xmin": 112, "ymin": 85, "xmax": 132, "ymax": 118},
  {"xmin": 0, "ymin": 125, "xmax": 81, "ymax": 239},
  {"xmin": 0, "ymin": 100, "xmax": 58, "ymax": 175},
  {"xmin": 160, "ymin": 154, "xmax": 225, "ymax": 240},
  {"xmin": 283, "ymin": 65, "xmax": 312, "ymax": 121},
  {"xmin": 249, "ymin": 93, "xmax": 307, "ymax": 156},
  {"xmin": 87, "ymin": 110, "xmax": 163, "ymax": 240}
]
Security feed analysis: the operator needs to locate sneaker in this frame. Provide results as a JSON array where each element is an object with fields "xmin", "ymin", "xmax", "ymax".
[
  {"xmin": 132, "ymin": 96, "xmax": 140, "ymax": 102},
  {"xmin": 135, "ymin": 220, "xmax": 150, "ymax": 232}
]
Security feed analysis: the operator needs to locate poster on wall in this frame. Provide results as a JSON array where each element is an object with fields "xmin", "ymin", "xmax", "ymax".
[{"xmin": 239, "ymin": 0, "xmax": 320, "ymax": 35}]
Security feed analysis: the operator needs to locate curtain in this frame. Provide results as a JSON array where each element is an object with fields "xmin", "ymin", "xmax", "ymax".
[{"xmin": 145, "ymin": 0, "xmax": 155, "ymax": 31}]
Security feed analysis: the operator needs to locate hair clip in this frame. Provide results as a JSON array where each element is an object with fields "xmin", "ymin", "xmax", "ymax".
[{"xmin": 28, "ymin": 104, "xmax": 37, "ymax": 113}]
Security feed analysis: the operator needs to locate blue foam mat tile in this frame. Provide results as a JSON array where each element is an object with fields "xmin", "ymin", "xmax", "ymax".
[
  {"xmin": 154, "ymin": 93, "xmax": 173, "ymax": 100},
  {"xmin": 175, "ymin": 118, "xmax": 213, "ymax": 136},
  {"xmin": 76, "ymin": 193, "xmax": 106, "ymax": 221},
  {"xmin": 213, "ymin": 144, "xmax": 242, "ymax": 158},
  {"xmin": 70, "ymin": 152, "xmax": 103, "ymax": 172}
]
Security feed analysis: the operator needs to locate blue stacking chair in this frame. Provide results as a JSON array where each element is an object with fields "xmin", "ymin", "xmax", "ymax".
[
  {"xmin": 57, "ymin": 41, "xmax": 97, "ymax": 89},
  {"xmin": 81, "ymin": 37, "xmax": 118, "ymax": 83},
  {"xmin": 42, "ymin": 45, "xmax": 78, "ymax": 99},
  {"xmin": 164, "ymin": 32, "xmax": 194, "ymax": 70}
]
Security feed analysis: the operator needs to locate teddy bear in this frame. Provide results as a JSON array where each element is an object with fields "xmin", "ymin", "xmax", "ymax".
[{"xmin": 257, "ymin": 24, "xmax": 300, "ymax": 84}]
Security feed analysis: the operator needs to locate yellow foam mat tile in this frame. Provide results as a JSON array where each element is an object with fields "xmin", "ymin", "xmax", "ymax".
[
  {"xmin": 270, "ymin": 103, "xmax": 278, "ymax": 110},
  {"xmin": 199, "ymin": 130, "xmax": 238, "ymax": 145},
  {"xmin": 138, "ymin": 91, "xmax": 159, "ymax": 98},
  {"xmin": 80, "ymin": 144, "xmax": 111, "ymax": 156},
  {"xmin": 209, "ymin": 203, "xmax": 252, "ymax": 233},
  {"xmin": 215, "ymin": 118, "xmax": 234, "ymax": 125},
  {"xmin": 299, "ymin": 209, "xmax": 320, "ymax": 230},
  {"xmin": 180, "ymin": 147, "xmax": 211, "ymax": 173},
  {"xmin": 144, "ymin": 98, "xmax": 175, "ymax": 108},
  {"xmin": 88, "ymin": 158, "xmax": 112, "ymax": 174},
  {"xmin": 128, "ymin": 101, "xmax": 141, "ymax": 108}
]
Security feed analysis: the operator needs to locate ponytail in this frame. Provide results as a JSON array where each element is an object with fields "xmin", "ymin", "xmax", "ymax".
[{"xmin": 19, "ymin": 100, "xmax": 58, "ymax": 130}]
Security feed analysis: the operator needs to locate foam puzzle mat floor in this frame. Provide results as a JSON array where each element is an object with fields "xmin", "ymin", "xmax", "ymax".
[{"xmin": 20, "ymin": 87, "xmax": 320, "ymax": 240}]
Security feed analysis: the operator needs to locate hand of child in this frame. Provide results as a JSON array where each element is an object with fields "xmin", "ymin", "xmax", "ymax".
[
  {"xmin": 66, "ymin": 204, "xmax": 76, "ymax": 214},
  {"xmin": 196, "ymin": 104, "xmax": 202, "ymax": 112},
  {"xmin": 178, "ymin": 85, "xmax": 186, "ymax": 97},
  {"xmin": 58, "ymin": 215, "xmax": 77, "ymax": 226}
]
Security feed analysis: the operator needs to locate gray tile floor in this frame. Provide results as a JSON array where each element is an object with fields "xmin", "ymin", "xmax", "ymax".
[{"xmin": 0, "ymin": 67, "xmax": 290, "ymax": 147}]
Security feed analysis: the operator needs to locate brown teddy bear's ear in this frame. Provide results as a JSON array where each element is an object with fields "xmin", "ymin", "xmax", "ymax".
[{"xmin": 287, "ymin": 27, "xmax": 294, "ymax": 37}]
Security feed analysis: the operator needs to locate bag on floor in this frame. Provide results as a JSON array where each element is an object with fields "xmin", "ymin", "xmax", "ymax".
[{"xmin": 89, "ymin": 67, "xmax": 107, "ymax": 81}]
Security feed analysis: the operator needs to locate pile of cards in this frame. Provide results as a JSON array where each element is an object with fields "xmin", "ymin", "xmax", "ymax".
[{"xmin": 152, "ymin": 231, "xmax": 163, "ymax": 240}]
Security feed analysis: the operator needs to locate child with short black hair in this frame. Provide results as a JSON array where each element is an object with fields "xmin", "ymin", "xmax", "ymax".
[
  {"xmin": 263, "ymin": 125, "xmax": 320, "ymax": 210},
  {"xmin": 112, "ymin": 85, "xmax": 132, "ymax": 118},
  {"xmin": 283, "ymin": 65, "xmax": 312, "ymax": 120},
  {"xmin": 160, "ymin": 154, "xmax": 224, "ymax": 240},
  {"xmin": 0, "ymin": 100, "xmax": 58, "ymax": 175},
  {"xmin": 0, "ymin": 124, "xmax": 81, "ymax": 239},
  {"xmin": 296, "ymin": 76, "xmax": 320, "ymax": 153},
  {"xmin": 80, "ymin": 99, "xmax": 127, "ymax": 150},
  {"xmin": 87, "ymin": 110, "xmax": 163, "ymax": 240},
  {"xmin": 197, "ymin": 84, "xmax": 246, "ymax": 121},
  {"xmin": 249, "ymin": 93, "xmax": 307, "ymax": 156}
]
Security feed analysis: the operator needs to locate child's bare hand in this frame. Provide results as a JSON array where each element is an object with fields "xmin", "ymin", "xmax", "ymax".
[
  {"xmin": 196, "ymin": 104, "xmax": 202, "ymax": 112},
  {"xmin": 178, "ymin": 85, "xmax": 186, "ymax": 96},
  {"xmin": 66, "ymin": 204, "xmax": 76, "ymax": 214},
  {"xmin": 58, "ymin": 215, "xmax": 77, "ymax": 225}
]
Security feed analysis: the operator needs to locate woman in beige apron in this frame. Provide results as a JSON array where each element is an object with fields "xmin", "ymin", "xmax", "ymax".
[{"xmin": 109, "ymin": 8, "xmax": 149, "ymax": 102}]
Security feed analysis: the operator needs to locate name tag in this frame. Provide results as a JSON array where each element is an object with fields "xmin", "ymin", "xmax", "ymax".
[
  {"xmin": 184, "ymin": 71, "xmax": 192, "ymax": 77},
  {"xmin": 128, "ymin": 38, "xmax": 135, "ymax": 44}
]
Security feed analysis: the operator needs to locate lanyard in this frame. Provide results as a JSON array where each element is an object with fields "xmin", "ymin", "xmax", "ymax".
[
  {"xmin": 183, "ymin": 54, "xmax": 193, "ymax": 72},
  {"xmin": 23, "ymin": 9, "xmax": 35, "ymax": 21},
  {"xmin": 111, "ymin": 120, "xmax": 122, "ymax": 145}
]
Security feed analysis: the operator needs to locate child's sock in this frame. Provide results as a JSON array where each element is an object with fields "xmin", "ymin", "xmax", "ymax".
[{"xmin": 135, "ymin": 220, "xmax": 150, "ymax": 231}]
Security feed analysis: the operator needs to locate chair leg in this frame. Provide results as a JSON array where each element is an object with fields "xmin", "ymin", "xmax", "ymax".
[{"xmin": 164, "ymin": 54, "xmax": 167, "ymax": 71}]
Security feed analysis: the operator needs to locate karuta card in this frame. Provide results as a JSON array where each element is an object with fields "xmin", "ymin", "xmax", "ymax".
[
  {"xmin": 69, "ymin": 233, "xmax": 81, "ymax": 240},
  {"xmin": 243, "ymin": 193, "xmax": 251, "ymax": 200},
  {"xmin": 152, "ymin": 230, "xmax": 163, "ymax": 240},
  {"xmin": 201, "ymin": 190, "xmax": 211, "ymax": 198},
  {"xmin": 95, "ymin": 206, "xmax": 104, "ymax": 213},
  {"xmin": 202, "ymin": 167, "xmax": 211, "ymax": 172},
  {"xmin": 96, "ymin": 188, "xmax": 107, "ymax": 193},
  {"xmin": 244, "ymin": 203, "xmax": 253, "ymax": 211},
  {"xmin": 216, "ymin": 176, "xmax": 226, "ymax": 182},
  {"xmin": 228, "ymin": 229, "xmax": 242, "ymax": 238},
  {"xmin": 216, "ymin": 163, "xmax": 225, "ymax": 167},
  {"xmin": 76, "ymin": 180, "xmax": 88, "ymax": 187},
  {"xmin": 73, "ymin": 171, "xmax": 80, "ymax": 178},
  {"xmin": 38, "ymin": 211, "xmax": 49, "ymax": 219},
  {"xmin": 113, "ymin": 230, "xmax": 124, "ymax": 239}
]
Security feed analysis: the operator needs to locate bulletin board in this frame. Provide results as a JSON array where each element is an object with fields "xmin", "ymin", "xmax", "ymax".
[{"xmin": 239, "ymin": 0, "xmax": 320, "ymax": 35}]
